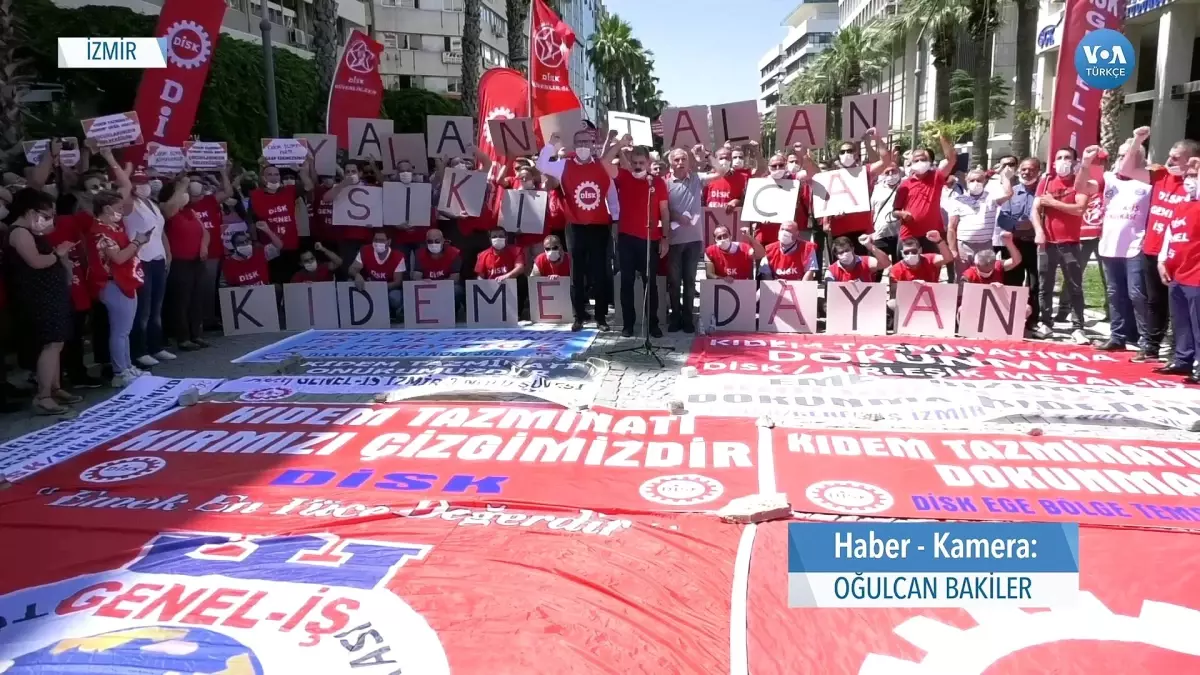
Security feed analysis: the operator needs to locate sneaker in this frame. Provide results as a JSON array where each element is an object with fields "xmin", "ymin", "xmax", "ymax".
[
  {"xmin": 1070, "ymin": 329, "xmax": 1090, "ymax": 346},
  {"xmin": 153, "ymin": 350, "xmax": 177, "ymax": 361},
  {"xmin": 1095, "ymin": 340, "xmax": 1126, "ymax": 352},
  {"xmin": 111, "ymin": 372, "xmax": 134, "ymax": 388},
  {"xmin": 136, "ymin": 355, "xmax": 160, "ymax": 368},
  {"xmin": 570, "ymin": 320, "xmax": 584, "ymax": 332},
  {"xmin": 1032, "ymin": 323, "xmax": 1054, "ymax": 339},
  {"xmin": 649, "ymin": 325, "xmax": 664, "ymax": 339},
  {"xmin": 128, "ymin": 366, "xmax": 147, "ymax": 377}
]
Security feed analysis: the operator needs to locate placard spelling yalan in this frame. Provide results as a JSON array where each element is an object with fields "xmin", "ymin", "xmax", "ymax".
[
  {"xmin": 660, "ymin": 106, "xmax": 710, "ymax": 149},
  {"xmin": 332, "ymin": 184, "xmax": 384, "ymax": 228},
  {"xmin": 775, "ymin": 105, "xmax": 827, "ymax": 149},
  {"xmin": 219, "ymin": 285, "xmax": 280, "ymax": 335},
  {"xmin": 81, "ymin": 111, "xmax": 142, "ymax": 148},
  {"xmin": 282, "ymin": 281, "xmax": 341, "ymax": 330},
  {"xmin": 348, "ymin": 118, "xmax": 393, "ymax": 161},
  {"xmin": 500, "ymin": 189, "xmax": 547, "ymax": 235},
  {"xmin": 403, "ymin": 280, "xmax": 457, "ymax": 329},
  {"xmin": 262, "ymin": 137, "xmax": 309, "ymax": 167},
  {"xmin": 959, "ymin": 283, "xmax": 1030, "ymax": 341},
  {"xmin": 383, "ymin": 182, "xmax": 433, "ymax": 228},
  {"xmin": 842, "ymin": 93, "xmax": 889, "ymax": 140},
  {"xmin": 895, "ymin": 281, "xmax": 958, "ymax": 337},
  {"xmin": 741, "ymin": 178, "xmax": 801, "ymax": 223},
  {"xmin": 427, "ymin": 115, "xmax": 475, "ymax": 158},
  {"xmin": 607, "ymin": 111, "xmax": 653, "ymax": 147},
  {"xmin": 336, "ymin": 281, "xmax": 390, "ymax": 329},
  {"xmin": 439, "ymin": 168, "xmax": 488, "ymax": 217},
  {"xmin": 487, "ymin": 117, "xmax": 537, "ymax": 159},
  {"xmin": 811, "ymin": 167, "xmax": 871, "ymax": 218},
  {"xmin": 709, "ymin": 100, "xmax": 760, "ymax": 147},
  {"xmin": 295, "ymin": 133, "xmax": 338, "ymax": 175}
]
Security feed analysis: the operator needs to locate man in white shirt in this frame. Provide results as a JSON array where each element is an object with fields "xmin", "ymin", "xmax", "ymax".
[
  {"xmin": 948, "ymin": 168, "xmax": 1012, "ymax": 278},
  {"xmin": 1095, "ymin": 141, "xmax": 1151, "ymax": 351}
]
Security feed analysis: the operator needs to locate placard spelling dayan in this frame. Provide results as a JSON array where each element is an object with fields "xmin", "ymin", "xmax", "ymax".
[{"xmin": 787, "ymin": 522, "xmax": 1080, "ymax": 608}]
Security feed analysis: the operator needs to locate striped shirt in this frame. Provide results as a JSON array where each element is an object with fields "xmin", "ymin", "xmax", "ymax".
[{"xmin": 948, "ymin": 191, "xmax": 1002, "ymax": 244}]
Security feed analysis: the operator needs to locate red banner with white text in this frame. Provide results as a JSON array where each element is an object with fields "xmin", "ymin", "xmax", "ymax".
[
  {"xmin": 326, "ymin": 30, "xmax": 386, "ymax": 150},
  {"xmin": 477, "ymin": 68, "xmax": 531, "ymax": 165},
  {"xmin": 774, "ymin": 426, "xmax": 1200, "ymax": 530},
  {"xmin": 1047, "ymin": 0, "xmax": 1124, "ymax": 153},
  {"xmin": 529, "ymin": 0, "xmax": 583, "ymax": 119},
  {"xmin": 129, "ymin": 0, "xmax": 226, "ymax": 162}
]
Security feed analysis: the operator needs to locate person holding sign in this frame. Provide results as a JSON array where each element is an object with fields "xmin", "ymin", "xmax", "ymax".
[
  {"xmin": 250, "ymin": 155, "xmax": 314, "ymax": 287},
  {"xmin": 1030, "ymin": 146, "xmax": 1095, "ymax": 345},
  {"xmin": 705, "ymin": 225, "xmax": 764, "ymax": 280},
  {"xmin": 750, "ymin": 150, "xmax": 816, "ymax": 247},
  {"xmin": 760, "ymin": 221, "xmax": 819, "ymax": 281},
  {"xmin": 889, "ymin": 231, "xmax": 953, "ymax": 282},
  {"xmin": 531, "ymin": 234, "xmax": 570, "ymax": 277},
  {"xmin": 614, "ymin": 141, "xmax": 670, "ymax": 338},
  {"xmin": 702, "ymin": 145, "xmax": 751, "ymax": 211},
  {"xmin": 947, "ymin": 167, "xmax": 1013, "ymax": 278},
  {"xmin": 823, "ymin": 129, "xmax": 892, "ymax": 254},
  {"xmin": 222, "ymin": 224, "xmax": 281, "ymax": 288},
  {"xmin": 825, "ymin": 234, "xmax": 891, "ymax": 282},
  {"xmin": 961, "ymin": 231, "xmax": 1023, "ymax": 284},
  {"xmin": 291, "ymin": 242, "xmax": 342, "ymax": 283},
  {"xmin": 536, "ymin": 127, "xmax": 622, "ymax": 332},
  {"xmin": 350, "ymin": 231, "xmax": 407, "ymax": 320},
  {"xmin": 892, "ymin": 133, "xmax": 957, "ymax": 251},
  {"xmin": 323, "ymin": 159, "xmax": 379, "ymax": 273}
]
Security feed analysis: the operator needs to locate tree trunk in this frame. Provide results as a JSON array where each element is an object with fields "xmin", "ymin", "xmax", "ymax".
[
  {"xmin": 970, "ymin": 20, "xmax": 994, "ymax": 167},
  {"xmin": 932, "ymin": 29, "xmax": 955, "ymax": 121},
  {"xmin": 461, "ymin": 0, "xmax": 482, "ymax": 118},
  {"xmin": 0, "ymin": 0, "xmax": 32, "ymax": 158},
  {"xmin": 1100, "ymin": 87, "xmax": 1125, "ymax": 159},
  {"xmin": 1011, "ymin": 0, "xmax": 1038, "ymax": 158},
  {"xmin": 311, "ymin": 0, "xmax": 339, "ymax": 126},
  {"xmin": 506, "ymin": 0, "xmax": 530, "ymax": 76}
]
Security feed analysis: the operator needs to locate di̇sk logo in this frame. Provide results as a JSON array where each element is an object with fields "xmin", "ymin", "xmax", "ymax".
[
  {"xmin": 344, "ymin": 38, "xmax": 377, "ymax": 75},
  {"xmin": 1076, "ymin": 28, "xmax": 1135, "ymax": 90},
  {"xmin": 805, "ymin": 480, "xmax": 894, "ymax": 515},
  {"xmin": 0, "ymin": 533, "xmax": 452, "ymax": 674},
  {"xmin": 80, "ymin": 456, "xmax": 166, "ymax": 484},
  {"xmin": 640, "ymin": 474, "xmax": 724, "ymax": 506},
  {"xmin": 239, "ymin": 386, "xmax": 297, "ymax": 402},
  {"xmin": 533, "ymin": 23, "xmax": 567, "ymax": 68},
  {"xmin": 163, "ymin": 20, "xmax": 212, "ymax": 69},
  {"xmin": 574, "ymin": 181, "xmax": 602, "ymax": 210},
  {"xmin": 483, "ymin": 106, "xmax": 515, "ymax": 148}
]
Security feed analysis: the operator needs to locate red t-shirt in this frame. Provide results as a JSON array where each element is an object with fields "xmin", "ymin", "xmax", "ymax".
[
  {"xmin": 559, "ymin": 160, "xmax": 613, "ymax": 225},
  {"xmin": 705, "ymin": 242, "xmax": 755, "ymax": 279},
  {"xmin": 615, "ymin": 169, "xmax": 668, "ymax": 241},
  {"xmin": 827, "ymin": 257, "xmax": 874, "ymax": 282},
  {"xmin": 189, "ymin": 195, "xmax": 224, "ymax": 260},
  {"xmin": 309, "ymin": 185, "xmax": 335, "ymax": 242},
  {"xmin": 1080, "ymin": 173, "xmax": 1104, "ymax": 240},
  {"xmin": 474, "ymin": 245, "xmax": 522, "ymax": 279},
  {"xmin": 250, "ymin": 184, "xmax": 300, "ymax": 250},
  {"xmin": 359, "ymin": 246, "xmax": 406, "ymax": 282},
  {"xmin": 1145, "ymin": 168, "xmax": 1190, "ymax": 256},
  {"xmin": 534, "ymin": 251, "xmax": 571, "ymax": 276},
  {"xmin": 165, "ymin": 208, "xmax": 206, "ymax": 261},
  {"xmin": 222, "ymin": 247, "xmax": 270, "ymax": 286},
  {"xmin": 1036, "ymin": 174, "xmax": 1083, "ymax": 244},
  {"xmin": 546, "ymin": 187, "xmax": 567, "ymax": 232},
  {"xmin": 960, "ymin": 266, "xmax": 1003, "ymax": 284},
  {"xmin": 414, "ymin": 245, "xmax": 461, "ymax": 280},
  {"xmin": 1169, "ymin": 202, "xmax": 1200, "ymax": 285},
  {"xmin": 764, "ymin": 240, "xmax": 817, "ymax": 280},
  {"xmin": 704, "ymin": 171, "xmax": 749, "ymax": 207},
  {"xmin": 896, "ymin": 166, "xmax": 952, "ymax": 239},
  {"xmin": 291, "ymin": 266, "xmax": 334, "ymax": 283},
  {"xmin": 87, "ymin": 222, "xmax": 144, "ymax": 298},
  {"xmin": 889, "ymin": 254, "xmax": 941, "ymax": 282},
  {"xmin": 48, "ymin": 213, "xmax": 92, "ymax": 311},
  {"xmin": 828, "ymin": 184, "xmax": 874, "ymax": 237}
]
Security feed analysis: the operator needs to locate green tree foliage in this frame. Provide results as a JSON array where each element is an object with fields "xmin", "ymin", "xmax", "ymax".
[{"xmin": 949, "ymin": 69, "xmax": 1010, "ymax": 122}]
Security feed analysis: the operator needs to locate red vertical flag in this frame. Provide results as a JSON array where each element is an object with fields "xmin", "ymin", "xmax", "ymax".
[
  {"xmin": 129, "ymin": 0, "xmax": 227, "ymax": 161},
  {"xmin": 1047, "ymin": 0, "xmax": 1124, "ymax": 153},
  {"xmin": 529, "ymin": 0, "xmax": 582, "ymax": 119},
  {"xmin": 477, "ymin": 68, "xmax": 531, "ymax": 164},
  {"xmin": 326, "ymin": 30, "xmax": 386, "ymax": 150}
]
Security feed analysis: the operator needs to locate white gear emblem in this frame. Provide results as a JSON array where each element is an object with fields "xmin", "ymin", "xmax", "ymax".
[
  {"xmin": 533, "ymin": 24, "xmax": 566, "ymax": 68},
  {"xmin": 860, "ymin": 591, "xmax": 1200, "ymax": 673},
  {"xmin": 239, "ymin": 386, "xmax": 296, "ymax": 402},
  {"xmin": 344, "ymin": 37, "xmax": 377, "ymax": 74},
  {"xmin": 806, "ymin": 480, "xmax": 894, "ymax": 515},
  {"xmin": 80, "ymin": 457, "xmax": 166, "ymax": 484},
  {"xmin": 639, "ymin": 474, "xmax": 723, "ymax": 506},
  {"xmin": 483, "ymin": 106, "xmax": 516, "ymax": 147},
  {"xmin": 574, "ymin": 180, "xmax": 602, "ymax": 211},
  {"xmin": 163, "ymin": 20, "xmax": 213, "ymax": 69}
]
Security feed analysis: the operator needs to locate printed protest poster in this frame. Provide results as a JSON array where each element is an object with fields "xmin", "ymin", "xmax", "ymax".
[
  {"xmin": 183, "ymin": 140, "xmax": 228, "ymax": 170},
  {"xmin": 81, "ymin": 111, "xmax": 143, "ymax": 148},
  {"xmin": 232, "ymin": 327, "xmax": 598, "ymax": 363},
  {"xmin": 261, "ymin": 137, "xmax": 309, "ymax": 166},
  {"xmin": 145, "ymin": 143, "xmax": 185, "ymax": 173},
  {"xmin": 22, "ymin": 138, "xmax": 81, "ymax": 167}
]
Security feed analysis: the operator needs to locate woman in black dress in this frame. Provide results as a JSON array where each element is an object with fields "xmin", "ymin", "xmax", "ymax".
[{"xmin": 6, "ymin": 188, "xmax": 81, "ymax": 415}]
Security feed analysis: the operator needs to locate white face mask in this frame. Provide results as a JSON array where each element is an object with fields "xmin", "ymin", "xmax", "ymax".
[
  {"xmin": 491, "ymin": 237, "xmax": 507, "ymax": 250},
  {"xmin": 717, "ymin": 159, "xmax": 730, "ymax": 170},
  {"xmin": 149, "ymin": 179, "xmax": 163, "ymax": 193},
  {"xmin": 779, "ymin": 231, "xmax": 795, "ymax": 247},
  {"xmin": 1055, "ymin": 159, "xmax": 1076, "ymax": 176},
  {"xmin": 373, "ymin": 242, "xmax": 389, "ymax": 255},
  {"xmin": 188, "ymin": 182, "xmax": 204, "ymax": 197},
  {"xmin": 1168, "ymin": 164, "xmax": 1186, "ymax": 177},
  {"xmin": 574, "ymin": 147, "xmax": 592, "ymax": 162},
  {"xmin": 837, "ymin": 252, "xmax": 856, "ymax": 267},
  {"xmin": 839, "ymin": 153, "xmax": 857, "ymax": 168},
  {"xmin": 717, "ymin": 239, "xmax": 733, "ymax": 251},
  {"xmin": 1186, "ymin": 177, "xmax": 1200, "ymax": 200},
  {"xmin": 235, "ymin": 244, "xmax": 253, "ymax": 258},
  {"xmin": 427, "ymin": 242, "xmax": 443, "ymax": 254},
  {"xmin": 1001, "ymin": 166, "xmax": 1016, "ymax": 180},
  {"xmin": 32, "ymin": 215, "xmax": 53, "ymax": 233},
  {"xmin": 546, "ymin": 249, "xmax": 562, "ymax": 261},
  {"xmin": 786, "ymin": 162, "xmax": 799, "ymax": 173},
  {"xmin": 398, "ymin": 171, "xmax": 413, "ymax": 183},
  {"xmin": 303, "ymin": 261, "xmax": 318, "ymax": 272},
  {"xmin": 134, "ymin": 185, "xmax": 151, "ymax": 199},
  {"xmin": 632, "ymin": 170, "xmax": 647, "ymax": 179},
  {"xmin": 911, "ymin": 161, "xmax": 931, "ymax": 175},
  {"xmin": 903, "ymin": 253, "xmax": 921, "ymax": 266},
  {"xmin": 265, "ymin": 181, "xmax": 281, "ymax": 191},
  {"xmin": 770, "ymin": 170, "xmax": 787, "ymax": 180},
  {"xmin": 967, "ymin": 181, "xmax": 985, "ymax": 196},
  {"xmin": 348, "ymin": 174, "xmax": 360, "ymax": 184},
  {"xmin": 885, "ymin": 173, "xmax": 901, "ymax": 187},
  {"xmin": 731, "ymin": 157, "xmax": 745, "ymax": 169}
]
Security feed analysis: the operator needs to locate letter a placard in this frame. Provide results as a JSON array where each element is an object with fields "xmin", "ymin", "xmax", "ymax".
[
  {"xmin": 348, "ymin": 118, "xmax": 394, "ymax": 162},
  {"xmin": 220, "ymin": 286, "xmax": 280, "ymax": 335},
  {"xmin": 427, "ymin": 115, "xmax": 475, "ymax": 158},
  {"xmin": 661, "ymin": 106, "xmax": 711, "ymax": 149},
  {"xmin": 842, "ymin": 93, "xmax": 890, "ymax": 140},
  {"xmin": 775, "ymin": 105, "xmax": 827, "ymax": 149},
  {"xmin": 896, "ymin": 281, "xmax": 957, "ymax": 337},
  {"xmin": 811, "ymin": 168, "xmax": 871, "ymax": 218}
]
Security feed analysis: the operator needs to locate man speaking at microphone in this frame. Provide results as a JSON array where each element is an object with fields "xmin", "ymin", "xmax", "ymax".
[{"xmin": 614, "ymin": 138, "xmax": 670, "ymax": 338}]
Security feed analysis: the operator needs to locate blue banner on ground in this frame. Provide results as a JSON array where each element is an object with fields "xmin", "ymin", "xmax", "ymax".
[{"xmin": 232, "ymin": 328, "xmax": 599, "ymax": 363}]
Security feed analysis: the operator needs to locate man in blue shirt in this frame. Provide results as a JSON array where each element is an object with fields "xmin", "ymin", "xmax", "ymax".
[{"xmin": 997, "ymin": 156, "xmax": 1041, "ymax": 331}]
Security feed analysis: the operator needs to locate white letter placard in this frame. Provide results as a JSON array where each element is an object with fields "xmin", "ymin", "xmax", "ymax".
[
  {"xmin": 439, "ymin": 168, "xmax": 488, "ymax": 217},
  {"xmin": 295, "ymin": 133, "xmax": 337, "ymax": 176},
  {"xmin": 404, "ymin": 280, "xmax": 456, "ymax": 329},
  {"xmin": 661, "ymin": 106, "xmax": 710, "ymax": 149},
  {"xmin": 825, "ymin": 282, "xmax": 888, "ymax": 335},
  {"xmin": 960, "ymin": 283, "xmax": 1029, "ymax": 341},
  {"xmin": 709, "ymin": 100, "xmax": 760, "ymax": 147},
  {"xmin": 741, "ymin": 178, "xmax": 800, "ymax": 223},
  {"xmin": 468, "ymin": 279, "xmax": 518, "ymax": 327},
  {"xmin": 283, "ymin": 282, "xmax": 340, "ymax": 330},
  {"xmin": 811, "ymin": 167, "xmax": 871, "ymax": 218},
  {"xmin": 759, "ymin": 280, "xmax": 818, "ymax": 333},
  {"xmin": 698, "ymin": 280, "xmax": 757, "ymax": 332},
  {"xmin": 500, "ymin": 189, "xmax": 547, "ymax": 235},
  {"xmin": 895, "ymin": 281, "xmax": 958, "ymax": 337},
  {"xmin": 427, "ymin": 115, "xmax": 475, "ymax": 158},
  {"xmin": 333, "ymin": 185, "xmax": 384, "ymax": 228},
  {"xmin": 383, "ymin": 182, "xmax": 433, "ymax": 228},
  {"xmin": 775, "ymin": 105, "xmax": 827, "ymax": 149},
  {"xmin": 607, "ymin": 111, "xmax": 653, "ymax": 147},
  {"xmin": 531, "ymin": 277, "xmax": 572, "ymax": 324},
  {"xmin": 842, "ymin": 93, "xmax": 890, "ymax": 140},
  {"xmin": 220, "ymin": 285, "xmax": 280, "ymax": 335},
  {"xmin": 348, "ymin": 118, "xmax": 393, "ymax": 161},
  {"xmin": 337, "ymin": 281, "xmax": 391, "ymax": 329}
]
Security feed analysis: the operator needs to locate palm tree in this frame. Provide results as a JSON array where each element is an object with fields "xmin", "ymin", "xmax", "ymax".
[
  {"xmin": 587, "ymin": 13, "xmax": 644, "ymax": 112},
  {"xmin": 312, "ymin": 0, "xmax": 338, "ymax": 122},
  {"xmin": 0, "ymin": 0, "xmax": 32, "ymax": 159},
  {"xmin": 1100, "ymin": 88, "xmax": 1124, "ymax": 160},
  {"xmin": 506, "ymin": 0, "xmax": 530, "ymax": 75},
  {"xmin": 967, "ymin": 0, "xmax": 1001, "ymax": 166},
  {"xmin": 461, "ymin": 0, "xmax": 482, "ymax": 118},
  {"xmin": 885, "ymin": 0, "xmax": 972, "ymax": 121},
  {"xmin": 949, "ymin": 70, "xmax": 1010, "ymax": 120},
  {"xmin": 1011, "ymin": 0, "xmax": 1039, "ymax": 158},
  {"xmin": 785, "ymin": 26, "xmax": 889, "ymax": 142}
]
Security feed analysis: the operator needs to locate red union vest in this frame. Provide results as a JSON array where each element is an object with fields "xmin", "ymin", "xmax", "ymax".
[
  {"xmin": 705, "ymin": 242, "xmax": 755, "ymax": 279},
  {"xmin": 764, "ymin": 240, "xmax": 816, "ymax": 280},
  {"xmin": 414, "ymin": 245, "xmax": 460, "ymax": 280},
  {"xmin": 827, "ymin": 257, "xmax": 874, "ymax": 282},
  {"xmin": 222, "ymin": 247, "xmax": 270, "ymax": 286},
  {"xmin": 559, "ymin": 160, "xmax": 612, "ymax": 225},
  {"xmin": 360, "ymin": 246, "xmax": 404, "ymax": 282},
  {"xmin": 249, "ymin": 185, "xmax": 299, "ymax": 250}
]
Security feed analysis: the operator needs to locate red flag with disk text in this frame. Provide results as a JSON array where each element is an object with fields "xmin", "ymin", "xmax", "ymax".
[
  {"xmin": 129, "ymin": 0, "xmax": 226, "ymax": 162},
  {"xmin": 326, "ymin": 30, "xmax": 386, "ymax": 150},
  {"xmin": 530, "ymin": 0, "xmax": 582, "ymax": 119},
  {"xmin": 477, "ymin": 68, "xmax": 530, "ymax": 165},
  {"xmin": 1047, "ymin": 0, "xmax": 1124, "ymax": 153}
]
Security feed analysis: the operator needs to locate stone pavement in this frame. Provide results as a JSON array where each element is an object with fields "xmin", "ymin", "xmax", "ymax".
[{"xmin": 1, "ymin": 310, "xmax": 1197, "ymax": 449}]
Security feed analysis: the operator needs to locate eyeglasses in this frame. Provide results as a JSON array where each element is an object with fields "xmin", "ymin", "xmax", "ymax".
[
  {"xmin": 426, "ymin": 240, "xmax": 442, "ymax": 245},
  {"xmin": 545, "ymin": 246, "xmax": 561, "ymax": 251}
]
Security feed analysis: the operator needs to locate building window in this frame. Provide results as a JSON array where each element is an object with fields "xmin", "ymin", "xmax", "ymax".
[
  {"xmin": 447, "ymin": 77, "xmax": 463, "ymax": 94},
  {"xmin": 443, "ymin": 35, "xmax": 463, "ymax": 52},
  {"xmin": 444, "ymin": 0, "xmax": 464, "ymax": 10},
  {"xmin": 383, "ymin": 32, "xmax": 419, "ymax": 50}
]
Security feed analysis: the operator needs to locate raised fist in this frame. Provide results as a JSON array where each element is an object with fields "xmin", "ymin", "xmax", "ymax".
[
  {"xmin": 739, "ymin": 226, "xmax": 752, "ymax": 238},
  {"xmin": 925, "ymin": 230, "xmax": 942, "ymax": 244},
  {"xmin": 1134, "ymin": 126, "xmax": 1151, "ymax": 139},
  {"xmin": 858, "ymin": 234, "xmax": 871, "ymax": 246},
  {"xmin": 1082, "ymin": 145, "xmax": 1101, "ymax": 162}
]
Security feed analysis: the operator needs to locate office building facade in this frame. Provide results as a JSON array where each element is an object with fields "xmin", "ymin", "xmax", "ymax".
[{"xmin": 758, "ymin": 0, "xmax": 839, "ymax": 115}]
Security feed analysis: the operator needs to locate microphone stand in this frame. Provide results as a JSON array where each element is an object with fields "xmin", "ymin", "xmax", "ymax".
[{"xmin": 608, "ymin": 177, "xmax": 673, "ymax": 368}]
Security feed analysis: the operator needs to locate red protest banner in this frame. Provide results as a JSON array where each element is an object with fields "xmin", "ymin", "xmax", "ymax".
[
  {"xmin": 529, "ymin": 0, "xmax": 583, "ymax": 119},
  {"xmin": 1047, "ymin": 0, "xmax": 1123, "ymax": 153},
  {"xmin": 774, "ymin": 426, "xmax": 1200, "ymax": 530},
  {"xmin": 326, "ymin": 30, "xmax": 386, "ymax": 150},
  {"xmin": 477, "ymin": 68, "xmax": 531, "ymax": 164},
  {"xmin": 748, "ymin": 522, "xmax": 1200, "ymax": 674}
]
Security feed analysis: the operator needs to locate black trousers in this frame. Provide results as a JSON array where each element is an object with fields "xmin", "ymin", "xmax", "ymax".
[
  {"xmin": 1002, "ymin": 238, "xmax": 1040, "ymax": 330},
  {"xmin": 617, "ymin": 233, "xmax": 660, "ymax": 330},
  {"xmin": 566, "ymin": 223, "xmax": 612, "ymax": 322},
  {"xmin": 63, "ymin": 310, "xmax": 90, "ymax": 379},
  {"xmin": 1144, "ymin": 252, "xmax": 1170, "ymax": 352},
  {"xmin": 168, "ymin": 259, "xmax": 207, "ymax": 343}
]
